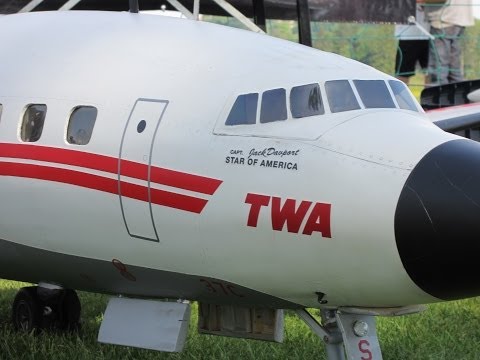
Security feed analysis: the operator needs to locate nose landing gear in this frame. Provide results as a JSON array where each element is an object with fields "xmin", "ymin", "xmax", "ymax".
[{"xmin": 296, "ymin": 305, "xmax": 426, "ymax": 360}]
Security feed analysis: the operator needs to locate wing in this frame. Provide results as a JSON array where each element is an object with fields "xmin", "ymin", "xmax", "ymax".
[
  {"xmin": 422, "ymin": 79, "xmax": 480, "ymax": 137},
  {"xmin": 426, "ymin": 103, "xmax": 480, "ymax": 134}
]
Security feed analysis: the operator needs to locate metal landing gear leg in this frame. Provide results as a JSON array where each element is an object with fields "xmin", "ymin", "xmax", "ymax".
[
  {"xmin": 296, "ymin": 305, "xmax": 425, "ymax": 360},
  {"xmin": 296, "ymin": 308, "xmax": 382, "ymax": 360}
]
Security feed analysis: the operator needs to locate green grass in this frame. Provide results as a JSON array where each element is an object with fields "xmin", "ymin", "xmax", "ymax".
[{"xmin": 1, "ymin": 280, "xmax": 480, "ymax": 359}]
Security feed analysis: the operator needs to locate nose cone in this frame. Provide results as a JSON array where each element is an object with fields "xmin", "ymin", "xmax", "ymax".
[{"xmin": 395, "ymin": 139, "xmax": 480, "ymax": 301}]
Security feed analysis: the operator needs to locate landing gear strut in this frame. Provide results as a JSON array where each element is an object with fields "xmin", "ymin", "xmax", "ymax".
[
  {"xmin": 296, "ymin": 305, "xmax": 425, "ymax": 360},
  {"xmin": 12, "ymin": 285, "xmax": 81, "ymax": 333}
]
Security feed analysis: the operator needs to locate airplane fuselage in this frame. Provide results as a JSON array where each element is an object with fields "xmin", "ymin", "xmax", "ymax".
[{"xmin": 0, "ymin": 11, "xmax": 477, "ymax": 311}]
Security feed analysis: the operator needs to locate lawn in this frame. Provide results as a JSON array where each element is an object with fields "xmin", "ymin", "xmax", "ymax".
[{"xmin": 1, "ymin": 280, "xmax": 480, "ymax": 359}]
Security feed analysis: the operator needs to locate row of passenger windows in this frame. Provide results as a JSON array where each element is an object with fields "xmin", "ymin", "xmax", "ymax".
[
  {"xmin": 225, "ymin": 79, "xmax": 419, "ymax": 126},
  {"xmin": 0, "ymin": 104, "xmax": 97, "ymax": 145}
]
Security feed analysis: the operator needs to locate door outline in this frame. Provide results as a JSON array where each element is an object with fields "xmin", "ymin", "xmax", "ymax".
[{"xmin": 118, "ymin": 98, "xmax": 169, "ymax": 242}]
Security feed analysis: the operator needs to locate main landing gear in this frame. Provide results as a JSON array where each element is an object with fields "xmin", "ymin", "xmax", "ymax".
[
  {"xmin": 296, "ymin": 305, "xmax": 425, "ymax": 360},
  {"xmin": 12, "ymin": 284, "xmax": 81, "ymax": 333}
]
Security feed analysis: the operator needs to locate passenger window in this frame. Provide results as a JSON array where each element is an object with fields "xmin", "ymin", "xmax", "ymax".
[
  {"xmin": 21, "ymin": 104, "xmax": 47, "ymax": 142},
  {"xmin": 0, "ymin": 104, "xmax": 2, "ymax": 121},
  {"xmin": 225, "ymin": 93, "xmax": 258, "ymax": 126},
  {"xmin": 353, "ymin": 80, "xmax": 396, "ymax": 109},
  {"xmin": 260, "ymin": 88, "xmax": 287, "ymax": 123},
  {"xmin": 325, "ymin": 80, "xmax": 360, "ymax": 113},
  {"xmin": 388, "ymin": 80, "xmax": 419, "ymax": 112},
  {"xmin": 290, "ymin": 84, "xmax": 324, "ymax": 118},
  {"xmin": 67, "ymin": 106, "xmax": 98, "ymax": 145}
]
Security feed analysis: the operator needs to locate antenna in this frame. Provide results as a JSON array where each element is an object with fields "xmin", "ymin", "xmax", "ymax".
[{"xmin": 129, "ymin": 0, "xmax": 139, "ymax": 13}]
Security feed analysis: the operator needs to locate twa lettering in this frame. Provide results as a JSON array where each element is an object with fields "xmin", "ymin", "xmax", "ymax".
[{"xmin": 245, "ymin": 193, "xmax": 331, "ymax": 237}]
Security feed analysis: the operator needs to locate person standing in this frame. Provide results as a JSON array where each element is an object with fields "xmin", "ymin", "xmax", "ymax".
[
  {"xmin": 394, "ymin": 0, "xmax": 431, "ymax": 85},
  {"xmin": 425, "ymin": 0, "xmax": 474, "ymax": 85}
]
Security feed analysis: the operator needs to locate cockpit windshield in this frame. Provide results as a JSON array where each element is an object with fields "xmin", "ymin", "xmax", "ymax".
[
  {"xmin": 325, "ymin": 80, "xmax": 361, "ymax": 113},
  {"xmin": 388, "ymin": 80, "xmax": 419, "ymax": 111},
  {"xmin": 290, "ymin": 83, "xmax": 324, "ymax": 118},
  {"xmin": 224, "ymin": 79, "xmax": 419, "ymax": 127},
  {"xmin": 225, "ymin": 93, "xmax": 258, "ymax": 126},
  {"xmin": 354, "ymin": 80, "xmax": 396, "ymax": 109}
]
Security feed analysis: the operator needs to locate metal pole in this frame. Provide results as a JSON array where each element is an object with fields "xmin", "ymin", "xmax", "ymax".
[
  {"xmin": 193, "ymin": 0, "xmax": 200, "ymax": 20},
  {"xmin": 166, "ymin": 0, "xmax": 194, "ymax": 19},
  {"xmin": 59, "ymin": 0, "xmax": 82, "ymax": 11},
  {"xmin": 210, "ymin": 0, "xmax": 265, "ymax": 33},
  {"xmin": 19, "ymin": 0, "xmax": 45, "ymax": 13},
  {"xmin": 296, "ymin": 0, "xmax": 312, "ymax": 46},
  {"xmin": 252, "ymin": 0, "xmax": 266, "ymax": 32},
  {"xmin": 129, "ymin": 0, "xmax": 139, "ymax": 13}
]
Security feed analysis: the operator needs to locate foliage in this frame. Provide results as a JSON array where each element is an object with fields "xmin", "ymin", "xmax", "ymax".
[
  {"xmin": 462, "ymin": 20, "xmax": 480, "ymax": 80},
  {"xmin": 203, "ymin": 16, "xmax": 480, "ymax": 86},
  {"xmin": 311, "ymin": 21, "xmax": 397, "ymax": 74}
]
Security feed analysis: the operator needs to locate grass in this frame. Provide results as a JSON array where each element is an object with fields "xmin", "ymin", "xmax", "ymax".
[{"xmin": 1, "ymin": 280, "xmax": 480, "ymax": 359}]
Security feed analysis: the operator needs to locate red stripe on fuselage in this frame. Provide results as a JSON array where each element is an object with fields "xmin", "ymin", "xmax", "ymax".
[
  {"xmin": 0, "ymin": 143, "xmax": 117, "ymax": 173},
  {"xmin": 0, "ymin": 161, "xmax": 117, "ymax": 194},
  {"xmin": 0, "ymin": 143, "xmax": 222, "ymax": 195},
  {"xmin": 0, "ymin": 162, "xmax": 208, "ymax": 213}
]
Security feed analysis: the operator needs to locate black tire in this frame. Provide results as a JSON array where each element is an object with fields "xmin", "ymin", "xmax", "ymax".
[
  {"xmin": 12, "ymin": 286, "xmax": 41, "ymax": 332},
  {"xmin": 58, "ymin": 289, "xmax": 81, "ymax": 331}
]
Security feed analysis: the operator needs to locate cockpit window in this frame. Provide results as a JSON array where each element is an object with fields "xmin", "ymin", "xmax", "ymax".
[
  {"xmin": 21, "ymin": 104, "xmax": 47, "ymax": 142},
  {"xmin": 388, "ymin": 80, "xmax": 419, "ymax": 112},
  {"xmin": 260, "ymin": 88, "xmax": 287, "ymax": 123},
  {"xmin": 353, "ymin": 80, "xmax": 396, "ymax": 109},
  {"xmin": 67, "ymin": 106, "xmax": 97, "ymax": 145},
  {"xmin": 325, "ymin": 80, "xmax": 361, "ymax": 113},
  {"xmin": 290, "ymin": 83, "xmax": 324, "ymax": 118},
  {"xmin": 225, "ymin": 93, "xmax": 258, "ymax": 126}
]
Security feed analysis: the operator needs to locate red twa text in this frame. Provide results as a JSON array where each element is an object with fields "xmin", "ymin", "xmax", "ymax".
[{"xmin": 245, "ymin": 193, "xmax": 331, "ymax": 238}]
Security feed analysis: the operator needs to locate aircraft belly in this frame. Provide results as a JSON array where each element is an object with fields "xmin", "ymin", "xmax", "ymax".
[{"xmin": 0, "ymin": 237, "xmax": 298, "ymax": 309}]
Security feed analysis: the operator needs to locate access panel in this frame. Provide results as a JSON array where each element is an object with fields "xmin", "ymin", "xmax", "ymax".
[{"xmin": 119, "ymin": 99, "xmax": 168, "ymax": 241}]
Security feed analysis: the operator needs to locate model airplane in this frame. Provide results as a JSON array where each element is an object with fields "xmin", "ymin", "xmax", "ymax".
[{"xmin": 1, "ymin": 10, "xmax": 479, "ymax": 360}]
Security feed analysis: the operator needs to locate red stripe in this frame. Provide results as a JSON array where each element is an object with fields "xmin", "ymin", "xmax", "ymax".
[
  {"xmin": 0, "ymin": 162, "xmax": 118, "ymax": 195},
  {"xmin": 149, "ymin": 188, "xmax": 207, "ymax": 214},
  {"xmin": 0, "ymin": 143, "xmax": 222, "ymax": 195},
  {"xmin": 149, "ymin": 167, "xmax": 221, "ymax": 195},
  {"xmin": 0, "ymin": 162, "xmax": 207, "ymax": 214},
  {"xmin": 120, "ymin": 182, "xmax": 208, "ymax": 214},
  {"xmin": 0, "ymin": 143, "xmax": 118, "ymax": 173}
]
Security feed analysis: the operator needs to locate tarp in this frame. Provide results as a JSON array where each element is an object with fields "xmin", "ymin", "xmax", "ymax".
[{"xmin": 0, "ymin": 0, "xmax": 416, "ymax": 23}]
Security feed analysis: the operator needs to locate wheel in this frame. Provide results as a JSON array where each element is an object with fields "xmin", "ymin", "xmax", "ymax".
[
  {"xmin": 12, "ymin": 286, "xmax": 41, "ymax": 332},
  {"xmin": 57, "ymin": 289, "xmax": 81, "ymax": 331}
]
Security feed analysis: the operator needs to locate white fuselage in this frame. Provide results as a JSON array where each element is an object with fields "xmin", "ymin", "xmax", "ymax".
[{"xmin": 0, "ymin": 11, "xmax": 461, "ymax": 308}]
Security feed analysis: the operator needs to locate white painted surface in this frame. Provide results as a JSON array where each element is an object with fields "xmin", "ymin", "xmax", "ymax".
[
  {"xmin": 0, "ymin": 12, "xmax": 462, "ymax": 308},
  {"xmin": 98, "ymin": 298, "xmax": 190, "ymax": 352}
]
